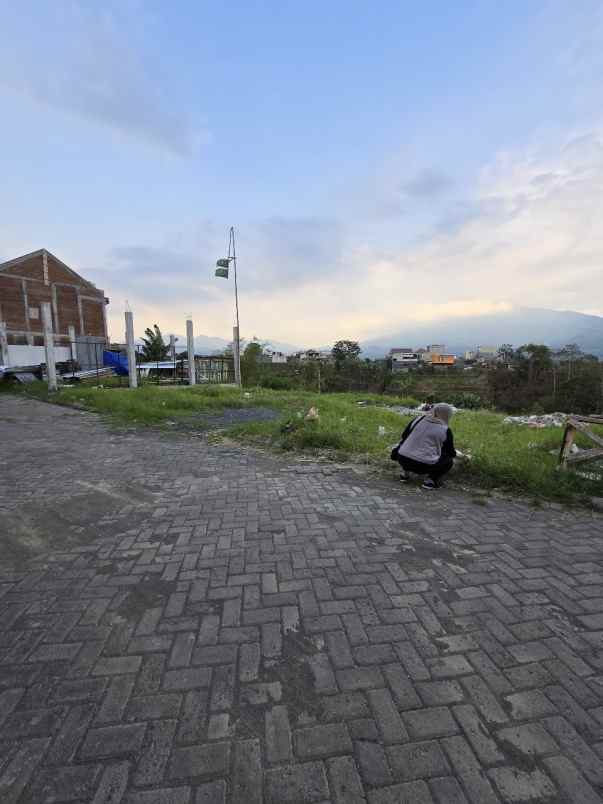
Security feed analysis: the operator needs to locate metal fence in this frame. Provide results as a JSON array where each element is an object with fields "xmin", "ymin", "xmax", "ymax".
[{"xmin": 53, "ymin": 341, "xmax": 235, "ymax": 387}]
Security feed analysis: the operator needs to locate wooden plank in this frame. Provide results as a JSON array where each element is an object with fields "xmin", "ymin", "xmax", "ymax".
[
  {"xmin": 565, "ymin": 447, "xmax": 603, "ymax": 464},
  {"xmin": 570, "ymin": 420, "xmax": 603, "ymax": 449},
  {"xmin": 559, "ymin": 424, "xmax": 577, "ymax": 469},
  {"xmin": 571, "ymin": 415, "xmax": 603, "ymax": 425}
]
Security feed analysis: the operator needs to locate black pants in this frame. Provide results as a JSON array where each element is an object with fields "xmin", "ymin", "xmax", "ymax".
[{"xmin": 398, "ymin": 455, "xmax": 453, "ymax": 482}]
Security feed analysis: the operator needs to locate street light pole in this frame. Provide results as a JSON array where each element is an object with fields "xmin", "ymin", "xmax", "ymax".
[
  {"xmin": 215, "ymin": 226, "xmax": 242, "ymax": 387},
  {"xmin": 230, "ymin": 227, "xmax": 241, "ymax": 387}
]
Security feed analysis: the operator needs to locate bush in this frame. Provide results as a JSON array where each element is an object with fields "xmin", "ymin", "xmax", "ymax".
[
  {"xmin": 447, "ymin": 392, "xmax": 483, "ymax": 410},
  {"xmin": 261, "ymin": 375, "xmax": 293, "ymax": 390}
]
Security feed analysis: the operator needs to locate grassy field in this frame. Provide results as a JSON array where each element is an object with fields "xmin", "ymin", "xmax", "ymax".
[{"xmin": 6, "ymin": 382, "xmax": 602, "ymax": 505}]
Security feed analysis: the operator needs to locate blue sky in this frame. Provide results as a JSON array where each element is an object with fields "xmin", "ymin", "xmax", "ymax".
[{"xmin": 1, "ymin": 1, "xmax": 602, "ymax": 345}]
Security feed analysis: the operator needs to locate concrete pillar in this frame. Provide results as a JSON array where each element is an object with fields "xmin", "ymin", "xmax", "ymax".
[
  {"xmin": 169, "ymin": 334, "xmax": 176, "ymax": 361},
  {"xmin": 233, "ymin": 325, "xmax": 241, "ymax": 387},
  {"xmin": 186, "ymin": 319, "xmax": 196, "ymax": 386},
  {"xmin": 51, "ymin": 284, "xmax": 59, "ymax": 334},
  {"xmin": 41, "ymin": 302, "xmax": 57, "ymax": 391},
  {"xmin": 68, "ymin": 325, "xmax": 77, "ymax": 363},
  {"xmin": 125, "ymin": 311, "xmax": 138, "ymax": 389},
  {"xmin": 76, "ymin": 290, "xmax": 84, "ymax": 335},
  {"xmin": 0, "ymin": 321, "xmax": 9, "ymax": 367}
]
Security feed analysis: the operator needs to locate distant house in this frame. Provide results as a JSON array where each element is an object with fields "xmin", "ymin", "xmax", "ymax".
[
  {"xmin": 476, "ymin": 345, "xmax": 497, "ymax": 361},
  {"xmin": 431, "ymin": 354, "xmax": 456, "ymax": 367},
  {"xmin": 389, "ymin": 348, "xmax": 419, "ymax": 370},
  {"xmin": 264, "ymin": 349, "xmax": 287, "ymax": 364},
  {"xmin": 297, "ymin": 349, "xmax": 332, "ymax": 362},
  {"xmin": 0, "ymin": 249, "xmax": 109, "ymax": 370}
]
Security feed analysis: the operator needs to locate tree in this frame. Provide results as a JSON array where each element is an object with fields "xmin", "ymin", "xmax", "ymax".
[
  {"xmin": 332, "ymin": 340, "xmax": 361, "ymax": 370},
  {"xmin": 518, "ymin": 344, "xmax": 552, "ymax": 387},
  {"xmin": 140, "ymin": 325, "xmax": 170, "ymax": 362},
  {"xmin": 241, "ymin": 340, "xmax": 264, "ymax": 386},
  {"xmin": 560, "ymin": 343, "xmax": 582, "ymax": 380},
  {"xmin": 497, "ymin": 344, "xmax": 514, "ymax": 363}
]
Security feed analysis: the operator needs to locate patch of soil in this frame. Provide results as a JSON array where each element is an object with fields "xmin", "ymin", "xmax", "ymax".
[
  {"xmin": 117, "ymin": 579, "xmax": 178, "ymax": 620},
  {"xmin": 265, "ymin": 629, "xmax": 322, "ymax": 724},
  {"xmin": 392, "ymin": 537, "xmax": 477, "ymax": 571},
  {"xmin": 232, "ymin": 627, "xmax": 322, "ymax": 740},
  {"xmin": 176, "ymin": 406, "xmax": 280, "ymax": 431}
]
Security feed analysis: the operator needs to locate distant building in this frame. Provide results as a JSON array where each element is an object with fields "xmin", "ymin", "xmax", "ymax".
[
  {"xmin": 476, "ymin": 345, "xmax": 497, "ymax": 360},
  {"xmin": 464, "ymin": 350, "xmax": 477, "ymax": 361},
  {"xmin": 389, "ymin": 348, "xmax": 419, "ymax": 370},
  {"xmin": 262, "ymin": 349, "xmax": 287, "ymax": 364},
  {"xmin": 0, "ymin": 249, "xmax": 109, "ymax": 370},
  {"xmin": 431, "ymin": 353, "xmax": 456, "ymax": 367},
  {"xmin": 296, "ymin": 349, "xmax": 332, "ymax": 362}
]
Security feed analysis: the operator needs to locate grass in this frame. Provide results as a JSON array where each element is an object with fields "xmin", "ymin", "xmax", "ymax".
[{"xmin": 4, "ymin": 381, "xmax": 602, "ymax": 505}]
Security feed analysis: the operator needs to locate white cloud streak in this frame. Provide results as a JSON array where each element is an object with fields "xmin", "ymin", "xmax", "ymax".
[
  {"xmin": 101, "ymin": 128, "xmax": 603, "ymax": 342},
  {"xmin": 0, "ymin": 2, "xmax": 204, "ymax": 156}
]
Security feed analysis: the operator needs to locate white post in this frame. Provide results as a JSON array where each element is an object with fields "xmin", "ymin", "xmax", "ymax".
[
  {"xmin": 41, "ymin": 302, "xmax": 57, "ymax": 391},
  {"xmin": 68, "ymin": 325, "xmax": 77, "ymax": 365},
  {"xmin": 186, "ymin": 319, "xmax": 196, "ymax": 386},
  {"xmin": 125, "ymin": 311, "xmax": 138, "ymax": 389},
  {"xmin": 169, "ymin": 334, "xmax": 176, "ymax": 361},
  {"xmin": 0, "ymin": 321, "xmax": 9, "ymax": 367},
  {"xmin": 233, "ymin": 325, "xmax": 241, "ymax": 387}
]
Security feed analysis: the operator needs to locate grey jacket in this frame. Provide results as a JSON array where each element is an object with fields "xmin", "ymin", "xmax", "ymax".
[{"xmin": 397, "ymin": 416, "xmax": 455, "ymax": 465}]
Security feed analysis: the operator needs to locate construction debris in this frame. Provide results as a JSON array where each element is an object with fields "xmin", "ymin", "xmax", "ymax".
[{"xmin": 503, "ymin": 413, "xmax": 567, "ymax": 428}]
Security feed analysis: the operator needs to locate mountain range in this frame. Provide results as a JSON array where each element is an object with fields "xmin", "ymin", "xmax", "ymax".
[
  {"xmin": 148, "ymin": 308, "xmax": 603, "ymax": 359},
  {"xmin": 359, "ymin": 308, "xmax": 603, "ymax": 358}
]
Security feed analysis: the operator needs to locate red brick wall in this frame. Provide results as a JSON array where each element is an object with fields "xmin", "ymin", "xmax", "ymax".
[
  {"xmin": 0, "ymin": 275, "xmax": 25, "ymax": 330},
  {"xmin": 55, "ymin": 285, "xmax": 80, "ymax": 333},
  {"xmin": 0, "ymin": 252, "xmax": 108, "ymax": 339},
  {"xmin": 81, "ymin": 298, "xmax": 105, "ymax": 337},
  {"xmin": 2, "ymin": 254, "xmax": 44, "ymax": 281}
]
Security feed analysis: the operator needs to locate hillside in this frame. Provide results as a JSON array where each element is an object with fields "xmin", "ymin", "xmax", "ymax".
[{"xmin": 360, "ymin": 307, "xmax": 603, "ymax": 357}]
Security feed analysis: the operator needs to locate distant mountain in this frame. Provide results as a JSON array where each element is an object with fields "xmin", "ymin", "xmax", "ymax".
[{"xmin": 360, "ymin": 308, "xmax": 603, "ymax": 358}]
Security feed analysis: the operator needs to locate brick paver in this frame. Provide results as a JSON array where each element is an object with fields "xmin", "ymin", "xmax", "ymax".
[{"xmin": 1, "ymin": 394, "xmax": 603, "ymax": 802}]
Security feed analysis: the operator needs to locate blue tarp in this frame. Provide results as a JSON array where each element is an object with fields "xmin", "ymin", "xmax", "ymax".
[{"xmin": 103, "ymin": 351, "xmax": 129, "ymax": 376}]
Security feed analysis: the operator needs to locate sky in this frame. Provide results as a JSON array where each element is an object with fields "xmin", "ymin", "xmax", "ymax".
[{"xmin": 1, "ymin": 0, "xmax": 603, "ymax": 347}]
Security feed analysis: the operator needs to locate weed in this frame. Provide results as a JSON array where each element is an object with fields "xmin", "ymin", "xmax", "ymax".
[{"xmin": 7, "ymin": 382, "xmax": 602, "ymax": 505}]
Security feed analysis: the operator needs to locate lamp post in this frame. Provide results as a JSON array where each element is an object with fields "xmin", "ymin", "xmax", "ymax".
[{"xmin": 215, "ymin": 226, "xmax": 241, "ymax": 387}]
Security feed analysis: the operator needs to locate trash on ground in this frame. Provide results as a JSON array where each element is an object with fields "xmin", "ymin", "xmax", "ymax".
[
  {"xmin": 378, "ymin": 425, "xmax": 386, "ymax": 436},
  {"xmin": 304, "ymin": 406, "xmax": 320, "ymax": 421},
  {"xmin": 503, "ymin": 413, "xmax": 567, "ymax": 428}
]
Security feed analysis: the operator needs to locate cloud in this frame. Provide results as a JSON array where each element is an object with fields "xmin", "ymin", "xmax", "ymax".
[
  {"xmin": 400, "ymin": 168, "xmax": 454, "ymax": 199},
  {"xmin": 244, "ymin": 218, "xmax": 345, "ymax": 289},
  {"xmin": 0, "ymin": 3, "xmax": 203, "ymax": 156},
  {"xmin": 95, "ymin": 127, "xmax": 603, "ymax": 343}
]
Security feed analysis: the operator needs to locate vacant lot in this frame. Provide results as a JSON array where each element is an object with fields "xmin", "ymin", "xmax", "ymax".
[{"xmin": 10, "ymin": 382, "xmax": 603, "ymax": 505}]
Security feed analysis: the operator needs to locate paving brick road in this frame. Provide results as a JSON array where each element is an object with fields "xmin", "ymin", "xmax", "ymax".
[{"xmin": 1, "ymin": 394, "xmax": 603, "ymax": 803}]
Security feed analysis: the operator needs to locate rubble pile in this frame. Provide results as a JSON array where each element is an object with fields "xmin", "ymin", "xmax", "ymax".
[{"xmin": 503, "ymin": 413, "xmax": 567, "ymax": 428}]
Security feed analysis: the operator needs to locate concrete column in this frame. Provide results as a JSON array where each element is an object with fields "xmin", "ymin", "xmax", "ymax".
[
  {"xmin": 186, "ymin": 319, "xmax": 196, "ymax": 386},
  {"xmin": 51, "ymin": 284, "xmax": 59, "ymax": 334},
  {"xmin": 41, "ymin": 302, "xmax": 57, "ymax": 391},
  {"xmin": 233, "ymin": 325, "xmax": 241, "ymax": 387},
  {"xmin": 21, "ymin": 279, "xmax": 31, "ymax": 335},
  {"xmin": 169, "ymin": 334, "xmax": 176, "ymax": 360},
  {"xmin": 0, "ymin": 321, "xmax": 9, "ymax": 367},
  {"xmin": 68, "ymin": 325, "xmax": 77, "ymax": 365},
  {"xmin": 125, "ymin": 311, "xmax": 138, "ymax": 389},
  {"xmin": 76, "ymin": 290, "xmax": 84, "ymax": 335}
]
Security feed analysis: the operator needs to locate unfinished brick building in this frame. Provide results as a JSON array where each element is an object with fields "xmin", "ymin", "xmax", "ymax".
[{"xmin": 0, "ymin": 249, "xmax": 109, "ymax": 369}]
